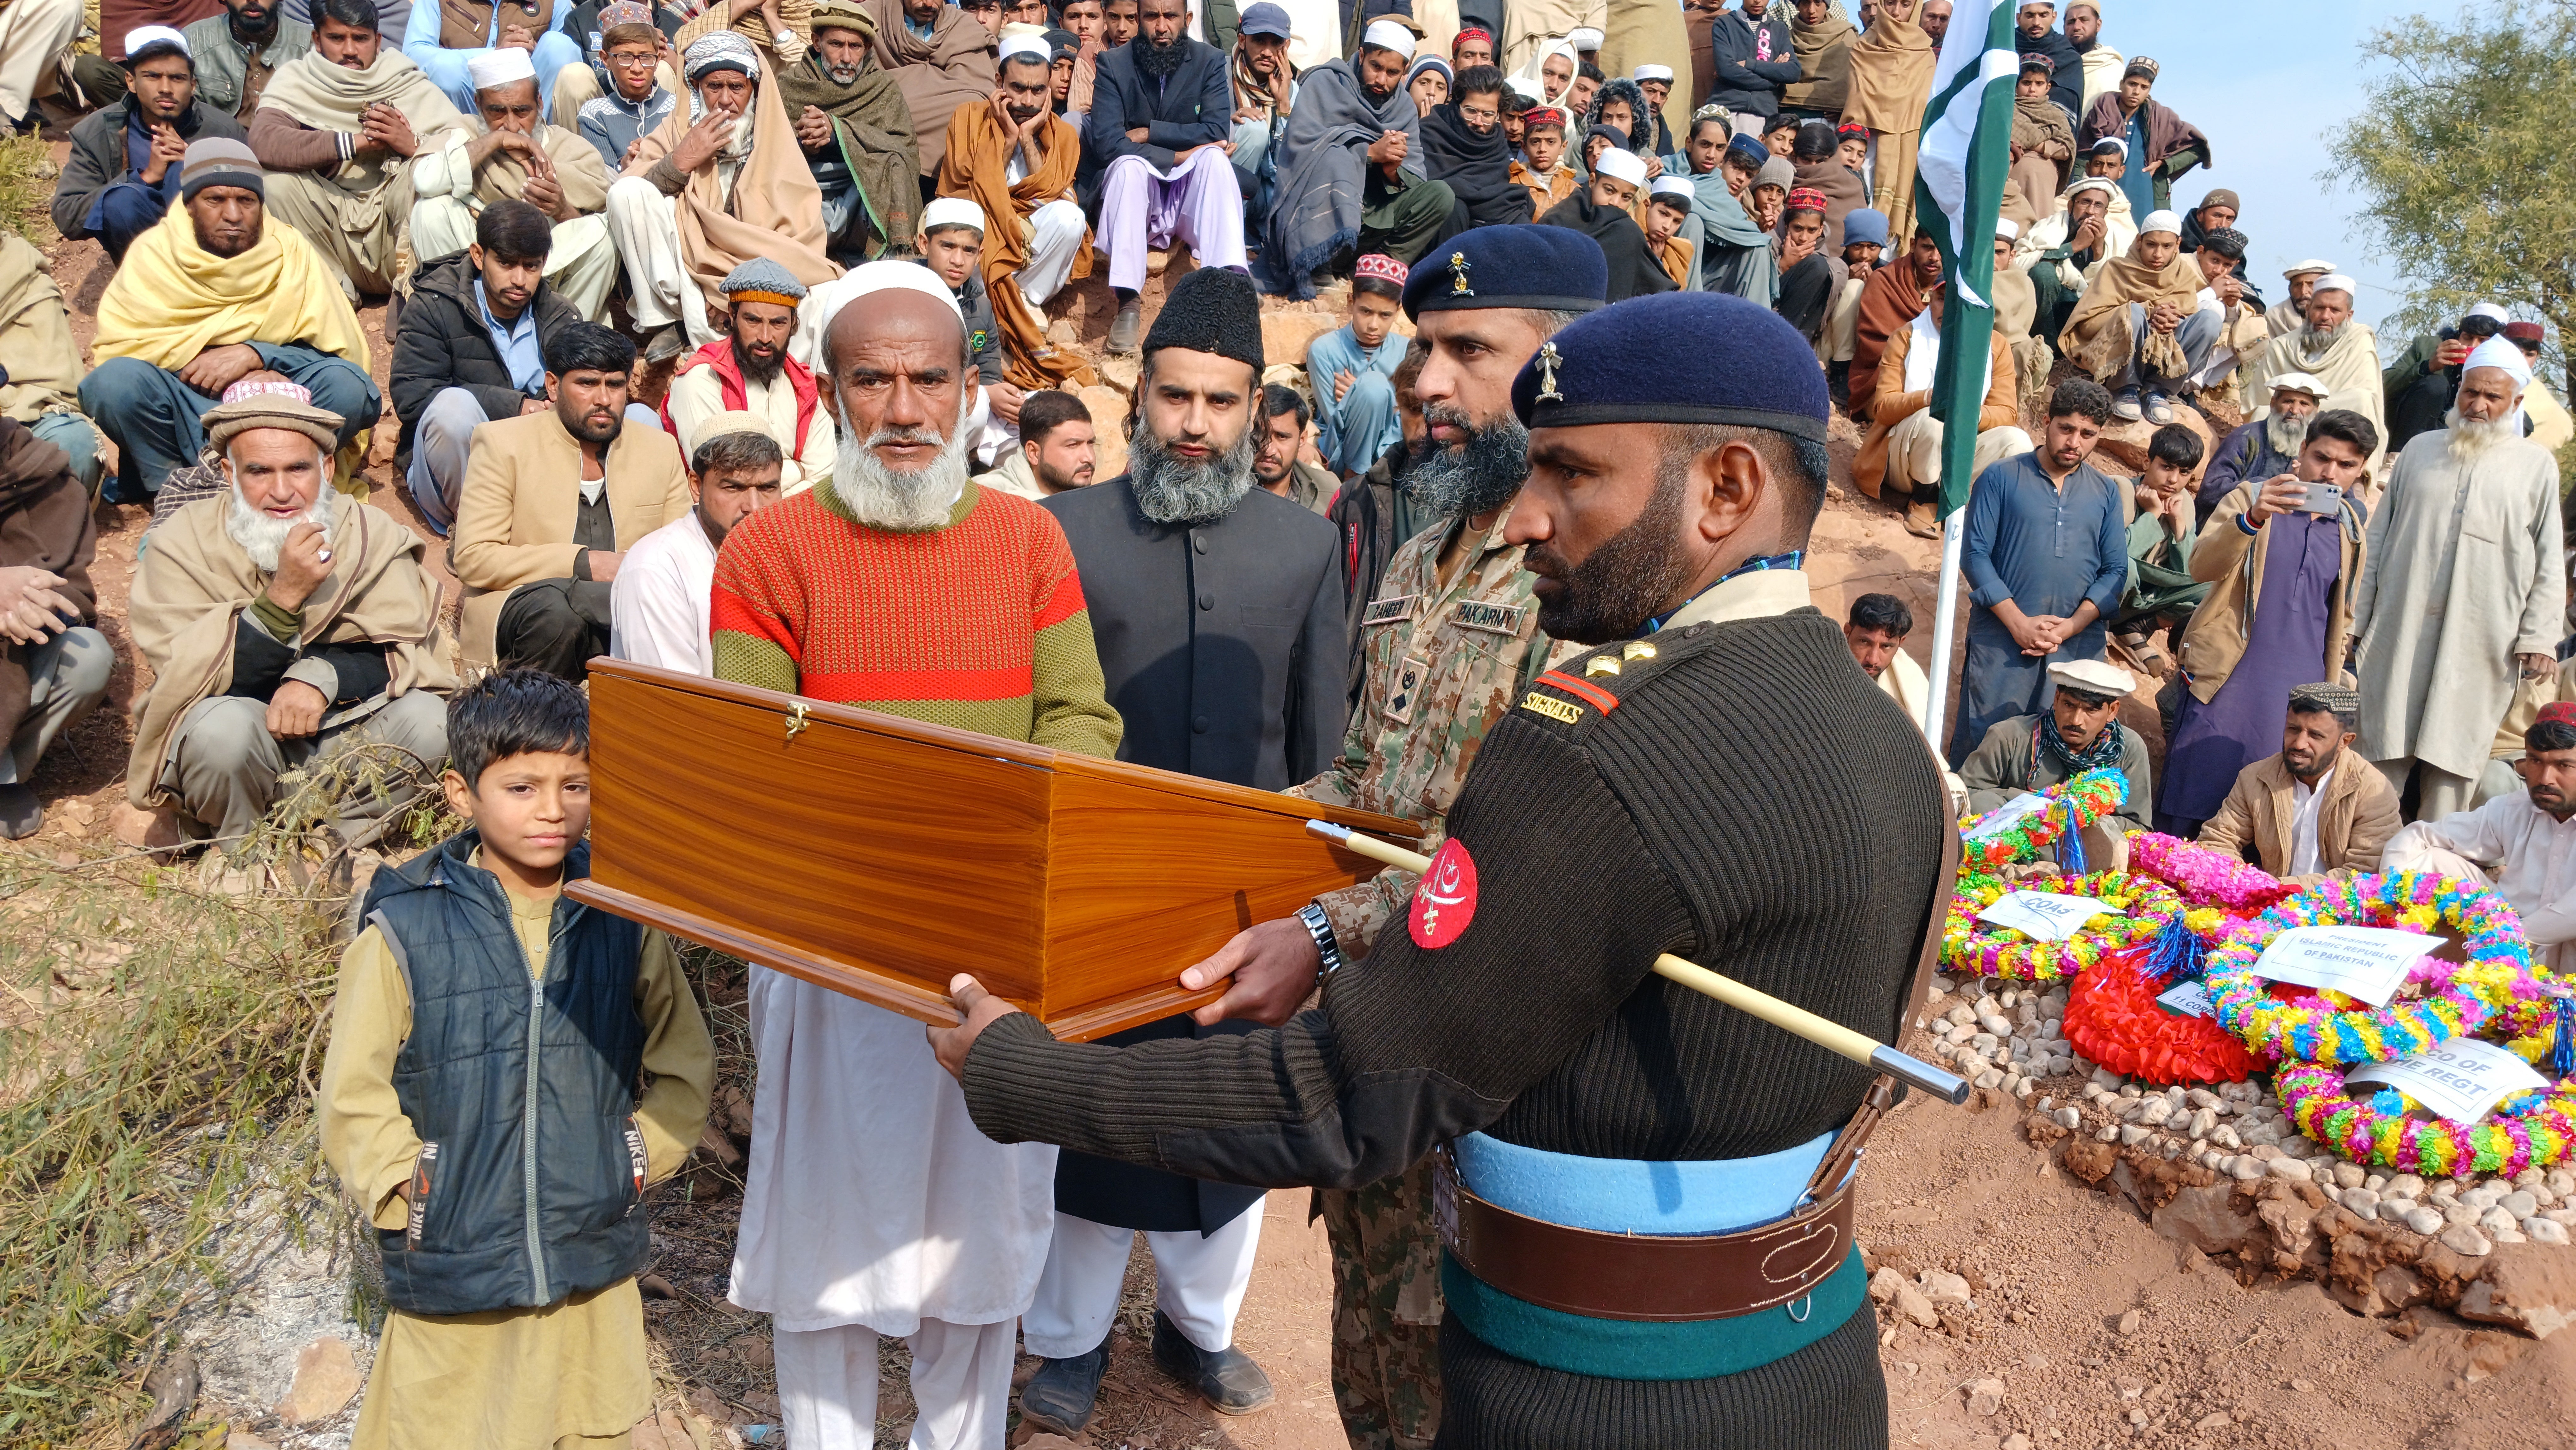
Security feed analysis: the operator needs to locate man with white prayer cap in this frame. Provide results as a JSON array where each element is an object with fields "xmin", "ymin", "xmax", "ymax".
[
  {"xmin": 2239, "ymin": 270, "xmax": 2386, "ymax": 467},
  {"xmin": 2268, "ymin": 258, "xmax": 2335, "ymax": 337},
  {"xmin": 406, "ymin": 41, "xmax": 619, "ymax": 319},
  {"xmin": 712, "ymin": 257, "xmax": 1119, "ymax": 1450},
  {"xmin": 2382, "ymin": 301, "xmax": 2517, "ymax": 455},
  {"xmin": 1079, "ymin": 0, "xmax": 1248, "ymax": 348},
  {"xmin": 2354, "ymin": 334, "xmax": 2565, "ymax": 823},
  {"xmin": 1253, "ymin": 15, "xmax": 1457, "ymax": 304}
]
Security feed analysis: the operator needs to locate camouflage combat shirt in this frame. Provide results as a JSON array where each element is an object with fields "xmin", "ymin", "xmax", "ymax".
[{"xmin": 1290, "ymin": 509, "xmax": 1579, "ymax": 956}]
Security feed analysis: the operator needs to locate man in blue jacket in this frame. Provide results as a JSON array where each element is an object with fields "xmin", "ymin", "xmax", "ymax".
[
  {"xmin": 1081, "ymin": 0, "xmax": 1245, "ymax": 352},
  {"xmin": 1706, "ymin": 0, "xmax": 1796, "ymax": 132}
]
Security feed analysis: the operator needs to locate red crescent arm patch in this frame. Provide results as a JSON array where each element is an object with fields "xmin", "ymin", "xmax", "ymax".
[{"xmin": 1409, "ymin": 837, "xmax": 1479, "ymax": 949}]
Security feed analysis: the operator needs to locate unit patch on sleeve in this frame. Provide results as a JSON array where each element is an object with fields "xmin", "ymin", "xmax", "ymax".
[{"xmin": 1384, "ymin": 656, "xmax": 1430, "ymax": 725}]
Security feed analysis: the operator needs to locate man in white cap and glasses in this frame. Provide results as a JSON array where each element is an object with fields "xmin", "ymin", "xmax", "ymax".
[
  {"xmin": 54, "ymin": 28, "xmax": 251, "ymax": 263},
  {"xmin": 2354, "ymin": 336, "xmax": 2566, "ymax": 824},
  {"xmin": 406, "ymin": 42, "xmax": 619, "ymax": 319},
  {"xmin": 2196, "ymin": 371, "xmax": 2328, "ymax": 528},
  {"xmin": 711, "ymin": 259, "xmax": 1119, "ymax": 1450},
  {"xmin": 1080, "ymin": 0, "xmax": 1247, "ymax": 350},
  {"xmin": 1958, "ymin": 656, "xmax": 2152, "ymax": 833},
  {"xmin": 2240, "ymin": 270, "xmax": 2385, "ymax": 467}
]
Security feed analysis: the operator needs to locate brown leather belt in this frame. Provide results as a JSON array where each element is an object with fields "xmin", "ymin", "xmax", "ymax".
[{"xmin": 1433, "ymin": 825, "xmax": 1960, "ymax": 1323}]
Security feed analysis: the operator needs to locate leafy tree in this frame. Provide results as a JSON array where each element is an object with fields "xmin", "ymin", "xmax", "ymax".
[{"xmin": 2331, "ymin": 2, "xmax": 2576, "ymax": 424}]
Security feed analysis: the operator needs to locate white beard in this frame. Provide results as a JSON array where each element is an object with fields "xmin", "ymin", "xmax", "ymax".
[
  {"xmin": 2264, "ymin": 411, "xmax": 2306, "ymax": 458},
  {"xmin": 224, "ymin": 486, "xmax": 334, "ymax": 573},
  {"xmin": 2444, "ymin": 406, "xmax": 2520, "ymax": 466},
  {"xmin": 825, "ymin": 391, "xmax": 974, "ymax": 532}
]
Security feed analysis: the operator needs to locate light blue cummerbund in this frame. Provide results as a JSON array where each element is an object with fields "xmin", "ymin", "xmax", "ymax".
[{"xmin": 1452, "ymin": 1129, "xmax": 1839, "ymax": 1235}]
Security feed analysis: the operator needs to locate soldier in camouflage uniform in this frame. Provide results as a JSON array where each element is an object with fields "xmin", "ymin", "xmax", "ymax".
[{"xmin": 1173, "ymin": 225, "xmax": 1615, "ymax": 1450}]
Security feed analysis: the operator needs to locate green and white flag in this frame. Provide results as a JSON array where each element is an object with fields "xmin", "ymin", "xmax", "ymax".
[{"xmin": 1912, "ymin": 0, "xmax": 2022, "ymax": 520}]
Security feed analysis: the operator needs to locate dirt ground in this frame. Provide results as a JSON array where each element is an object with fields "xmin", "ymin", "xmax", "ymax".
[{"xmin": 16, "ymin": 140, "xmax": 2573, "ymax": 1450}]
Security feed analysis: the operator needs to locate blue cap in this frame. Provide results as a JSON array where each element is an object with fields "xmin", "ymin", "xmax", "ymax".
[
  {"xmin": 1402, "ymin": 225, "xmax": 1609, "ymax": 321},
  {"xmin": 1237, "ymin": 1, "xmax": 1292, "ymax": 38},
  {"xmin": 1842, "ymin": 207, "xmax": 1889, "ymax": 248},
  {"xmin": 1725, "ymin": 133, "xmax": 1769, "ymax": 168},
  {"xmin": 1511, "ymin": 292, "xmax": 1831, "ymax": 442}
]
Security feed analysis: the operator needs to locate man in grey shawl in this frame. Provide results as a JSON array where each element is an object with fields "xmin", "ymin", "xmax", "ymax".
[{"xmin": 1253, "ymin": 19, "xmax": 1454, "ymax": 300}]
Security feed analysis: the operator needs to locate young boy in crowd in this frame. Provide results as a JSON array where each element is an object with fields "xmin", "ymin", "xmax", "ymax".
[
  {"xmin": 2115, "ymin": 422, "xmax": 2211, "ymax": 665},
  {"xmin": 1304, "ymin": 254, "xmax": 1408, "ymax": 478},
  {"xmin": 1499, "ymin": 84, "xmax": 1530, "ymax": 151},
  {"xmin": 1827, "ymin": 206, "xmax": 1889, "ymax": 406},
  {"xmin": 1512, "ymin": 107, "xmax": 1579, "ymax": 217},
  {"xmin": 1836, "ymin": 121, "xmax": 1870, "ymax": 180},
  {"xmin": 321, "ymin": 669, "xmax": 714, "ymax": 1449},
  {"xmin": 575, "ymin": 15, "xmax": 679, "ymax": 171},
  {"xmin": 915, "ymin": 198, "xmax": 1016, "ymax": 463},
  {"xmin": 1645, "ymin": 176, "xmax": 1696, "ymax": 289}
]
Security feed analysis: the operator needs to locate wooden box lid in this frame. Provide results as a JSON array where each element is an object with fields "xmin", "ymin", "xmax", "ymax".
[{"xmin": 568, "ymin": 661, "xmax": 1423, "ymax": 1040}]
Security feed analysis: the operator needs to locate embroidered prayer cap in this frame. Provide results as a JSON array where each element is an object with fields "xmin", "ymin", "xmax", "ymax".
[
  {"xmin": 1141, "ymin": 267, "xmax": 1264, "ymax": 373},
  {"xmin": 1511, "ymin": 292, "xmax": 1829, "ymax": 442},
  {"xmin": 1834, "ymin": 120, "xmax": 1867, "ymax": 141},
  {"xmin": 685, "ymin": 32, "xmax": 760, "ymax": 82},
  {"xmin": 2506, "ymin": 321, "xmax": 2546, "ymax": 345},
  {"xmin": 203, "ymin": 387, "xmax": 344, "ymax": 459},
  {"xmin": 2536, "ymin": 702, "xmax": 2576, "ymax": 736},
  {"xmin": 1354, "ymin": 253, "xmax": 1407, "ymax": 287},
  {"xmin": 467, "ymin": 46, "xmax": 538, "ymax": 91},
  {"xmin": 997, "ymin": 30, "xmax": 1051, "ymax": 63},
  {"xmin": 1842, "ymin": 207, "xmax": 1889, "ymax": 248},
  {"xmin": 2266, "ymin": 372, "xmax": 2329, "ymax": 400},
  {"xmin": 1691, "ymin": 101, "xmax": 1731, "ymax": 123},
  {"xmin": 1567, "ymin": 26, "xmax": 1602, "ymax": 49},
  {"xmin": 2125, "ymin": 56, "xmax": 2159, "ymax": 80},
  {"xmin": 2288, "ymin": 682, "xmax": 2360, "ymax": 718},
  {"xmin": 1592, "ymin": 145, "xmax": 1645, "ymax": 187},
  {"xmin": 124, "ymin": 25, "xmax": 189, "ymax": 64},
  {"xmin": 2312, "ymin": 273, "xmax": 2357, "ymax": 298},
  {"xmin": 1238, "ymin": 1, "xmax": 1292, "ymax": 38},
  {"xmin": 2046, "ymin": 658, "xmax": 2136, "ymax": 702},
  {"xmin": 2197, "ymin": 187, "xmax": 2239, "ymax": 213},
  {"xmin": 599, "ymin": 0, "xmax": 656, "ymax": 25},
  {"xmin": 179, "ymin": 137, "xmax": 264, "ymax": 201},
  {"xmin": 807, "ymin": 0, "xmax": 875, "ymax": 35},
  {"xmin": 688, "ymin": 409, "xmax": 778, "ymax": 456},
  {"xmin": 2018, "ymin": 53, "xmax": 2053, "ymax": 75},
  {"xmin": 1755, "ymin": 156, "xmax": 1794, "ymax": 193},
  {"xmin": 1452, "ymin": 25, "xmax": 1491, "ymax": 49},
  {"xmin": 1631, "ymin": 63, "xmax": 1672, "ymax": 82},
  {"xmin": 2464, "ymin": 336, "xmax": 2533, "ymax": 389},
  {"xmin": 1784, "ymin": 183, "xmax": 1829, "ymax": 213},
  {"xmin": 1401, "ymin": 224, "xmax": 1607, "ymax": 320},
  {"xmin": 1361, "ymin": 18, "xmax": 1415, "ymax": 57},
  {"xmin": 721, "ymin": 256, "xmax": 809, "ymax": 307},
  {"xmin": 921, "ymin": 196, "xmax": 986, "ymax": 234},
  {"xmin": 2282, "ymin": 257, "xmax": 2334, "ymax": 279},
  {"xmin": 1522, "ymin": 105, "xmax": 1565, "ymax": 128},
  {"xmin": 2199, "ymin": 227, "xmax": 2247, "ymax": 260},
  {"xmin": 1994, "ymin": 216, "xmax": 2020, "ymax": 241}
]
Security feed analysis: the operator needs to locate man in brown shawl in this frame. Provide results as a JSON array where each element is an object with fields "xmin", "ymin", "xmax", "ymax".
[
  {"xmin": 2059, "ymin": 208, "xmax": 2206, "ymax": 425},
  {"xmin": 776, "ymin": 0, "xmax": 921, "ymax": 262},
  {"xmin": 1848, "ymin": 220, "xmax": 1939, "ymax": 422},
  {"xmin": 406, "ymin": 46, "xmax": 618, "ymax": 318},
  {"xmin": 127, "ymin": 385, "xmax": 456, "ymax": 850},
  {"xmin": 0, "ymin": 384, "xmax": 110, "ymax": 841},
  {"xmin": 604, "ymin": 31, "xmax": 840, "ymax": 361},
  {"xmin": 1841, "ymin": 0, "xmax": 1931, "ymax": 241},
  {"xmin": 1780, "ymin": 0, "xmax": 1852, "ymax": 120},
  {"xmin": 864, "ymin": 0, "xmax": 995, "ymax": 176},
  {"xmin": 937, "ymin": 33, "xmax": 1096, "ymax": 391}
]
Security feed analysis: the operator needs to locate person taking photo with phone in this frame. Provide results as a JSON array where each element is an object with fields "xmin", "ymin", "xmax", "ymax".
[{"xmin": 2154, "ymin": 406, "xmax": 2377, "ymax": 836}]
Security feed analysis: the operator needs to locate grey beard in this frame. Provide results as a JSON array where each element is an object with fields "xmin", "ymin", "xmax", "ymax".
[
  {"xmin": 825, "ymin": 61, "xmax": 861, "ymax": 83},
  {"xmin": 1409, "ymin": 407, "xmax": 1530, "ymax": 518},
  {"xmin": 2444, "ymin": 407, "xmax": 2519, "ymax": 465},
  {"xmin": 2265, "ymin": 412, "xmax": 2306, "ymax": 457},
  {"xmin": 826, "ymin": 394, "xmax": 973, "ymax": 532},
  {"xmin": 1128, "ymin": 417, "xmax": 1258, "ymax": 525},
  {"xmin": 224, "ymin": 486, "xmax": 333, "ymax": 574},
  {"xmin": 2298, "ymin": 319, "xmax": 2348, "ymax": 354}
]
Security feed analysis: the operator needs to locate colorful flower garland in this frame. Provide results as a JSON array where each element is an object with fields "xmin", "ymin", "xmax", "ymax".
[
  {"xmin": 1959, "ymin": 768, "xmax": 2129, "ymax": 873},
  {"xmin": 1942, "ymin": 870, "xmax": 2184, "ymax": 983},
  {"xmin": 2061, "ymin": 948, "xmax": 2262, "ymax": 1085},
  {"xmin": 2123, "ymin": 831, "xmax": 2297, "ymax": 913},
  {"xmin": 2279, "ymin": 1060, "xmax": 2576, "ymax": 1178},
  {"xmin": 2201, "ymin": 872, "xmax": 2537, "ymax": 1066}
]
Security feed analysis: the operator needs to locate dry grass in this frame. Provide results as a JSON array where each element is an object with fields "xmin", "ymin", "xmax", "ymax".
[{"xmin": 0, "ymin": 131, "xmax": 55, "ymax": 245}]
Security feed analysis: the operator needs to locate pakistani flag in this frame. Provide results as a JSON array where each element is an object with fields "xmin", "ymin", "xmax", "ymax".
[{"xmin": 1911, "ymin": 1, "xmax": 2022, "ymax": 520}]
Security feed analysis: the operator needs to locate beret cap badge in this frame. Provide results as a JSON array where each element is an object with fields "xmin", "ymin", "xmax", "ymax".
[
  {"xmin": 1535, "ymin": 341, "xmax": 1565, "ymax": 404},
  {"xmin": 1448, "ymin": 250, "xmax": 1473, "ymax": 297}
]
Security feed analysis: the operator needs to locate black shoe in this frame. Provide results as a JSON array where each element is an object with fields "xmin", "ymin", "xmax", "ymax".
[
  {"xmin": 1828, "ymin": 359, "xmax": 1852, "ymax": 412},
  {"xmin": 0, "ymin": 783, "xmax": 39, "ymax": 839},
  {"xmin": 1151, "ymin": 1310, "xmax": 1274, "ymax": 1415},
  {"xmin": 1018, "ymin": 1336, "xmax": 1111, "ymax": 1435}
]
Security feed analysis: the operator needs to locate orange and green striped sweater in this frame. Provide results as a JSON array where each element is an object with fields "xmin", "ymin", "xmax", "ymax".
[{"xmin": 709, "ymin": 483, "xmax": 1123, "ymax": 756}]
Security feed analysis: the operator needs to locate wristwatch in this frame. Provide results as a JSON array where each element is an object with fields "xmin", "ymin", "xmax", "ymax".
[{"xmin": 1297, "ymin": 902, "xmax": 1344, "ymax": 976}]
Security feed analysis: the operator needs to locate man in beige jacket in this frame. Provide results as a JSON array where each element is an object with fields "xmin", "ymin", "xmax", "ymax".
[
  {"xmin": 451, "ymin": 321, "xmax": 690, "ymax": 676},
  {"xmin": 2195, "ymin": 683, "xmax": 2400, "ymax": 881}
]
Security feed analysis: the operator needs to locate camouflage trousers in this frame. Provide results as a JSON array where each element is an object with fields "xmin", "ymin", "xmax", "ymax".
[{"xmin": 1318, "ymin": 1158, "xmax": 1445, "ymax": 1450}]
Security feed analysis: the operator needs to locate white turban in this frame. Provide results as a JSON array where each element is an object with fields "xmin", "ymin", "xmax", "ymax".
[
  {"xmin": 2063, "ymin": 176, "xmax": 2118, "ymax": 203},
  {"xmin": 2464, "ymin": 336, "xmax": 2533, "ymax": 390},
  {"xmin": 467, "ymin": 46, "xmax": 538, "ymax": 91},
  {"xmin": 2313, "ymin": 273, "xmax": 2357, "ymax": 298},
  {"xmin": 1592, "ymin": 146, "xmax": 1646, "ymax": 187},
  {"xmin": 1362, "ymin": 19, "xmax": 1416, "ymax": 57},
  {"xmin": 685, "ymin": 32, "xmax": 761, "ymax": 82}
]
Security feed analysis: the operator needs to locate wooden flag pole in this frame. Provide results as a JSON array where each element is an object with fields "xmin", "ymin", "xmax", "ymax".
[{"xmin": 1307, "ymin": 821, "xmax": 1971, "ymax": 1105}]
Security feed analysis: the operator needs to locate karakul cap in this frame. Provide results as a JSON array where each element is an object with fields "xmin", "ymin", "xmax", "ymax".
[{"xmin": 1141, "ymin": 267, "xmax": 1264, "ymax": 371}]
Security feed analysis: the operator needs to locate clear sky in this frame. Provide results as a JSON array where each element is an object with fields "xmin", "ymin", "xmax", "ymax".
[{"xmin": 2085, "ymin": 0, "xmax": 2434, "ymax": 345}]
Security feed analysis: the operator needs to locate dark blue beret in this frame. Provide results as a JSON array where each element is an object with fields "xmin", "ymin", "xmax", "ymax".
[
  {"xmin": 1401, "ymin": 225, "xmax": 1609, "ymax": 321},
  {"xmin": 1511, "ymin": 293, "xmax": 1831, "ymax": 441}
]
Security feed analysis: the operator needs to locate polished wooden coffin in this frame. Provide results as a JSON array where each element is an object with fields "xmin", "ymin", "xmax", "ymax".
[{"xmin": 569, "ymin": 660, "xmax": 1424, "ymax": 1040}]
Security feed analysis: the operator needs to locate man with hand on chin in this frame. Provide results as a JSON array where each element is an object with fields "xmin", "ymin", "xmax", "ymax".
[{"xmin": 931, "ymin": 291, "xmax": 1948, "ymax": 1450}]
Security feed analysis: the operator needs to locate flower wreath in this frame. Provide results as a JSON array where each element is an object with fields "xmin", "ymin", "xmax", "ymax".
[
  {"xmin": 2278, "ymin": 1060, "xmax": 2576, "ymax": 1178},
  {"xmin": 1958, "ymin": 768, "xmax": 2129, "ymax": 873},
  {"xmin": 2202, "ymin": 872, "xmax": 2537, "ymax": 1066},
  {"xmin": 2060, "ymin": 947, "xmax": 2263, "ymax": 1085},
  {"xmin": 1942, "ymin": 870, "xmax": 2185, "ymax": 983},
  {"xmin": 2123, "ymin": 832, "xmax": 2297, "ymax": 914}
]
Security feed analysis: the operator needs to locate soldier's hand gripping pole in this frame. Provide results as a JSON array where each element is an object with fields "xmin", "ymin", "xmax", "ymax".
[{"xmin": 1306, "ymin": 820, "xmax": 1972, "ymax": 1105}]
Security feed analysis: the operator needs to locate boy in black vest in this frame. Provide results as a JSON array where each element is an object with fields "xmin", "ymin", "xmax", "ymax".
[{"xmin": 320, "ymin": 669, "xmax": 713, "ymax": 1449}]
